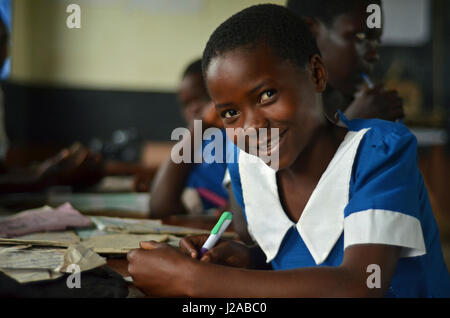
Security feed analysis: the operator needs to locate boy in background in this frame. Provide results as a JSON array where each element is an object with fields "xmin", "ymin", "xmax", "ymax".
[
  {"xmin": 149, "ymin": 59, "xmax": 228, "ymax": 218},
  {"xmin": 286, "ymin": 0, "xmax": 404, "ymax": 123}
]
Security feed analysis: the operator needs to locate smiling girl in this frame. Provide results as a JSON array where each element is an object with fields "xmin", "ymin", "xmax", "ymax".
[{"xmin": 127, "ymin": 4, "xmax": 450, "ymax": 297}]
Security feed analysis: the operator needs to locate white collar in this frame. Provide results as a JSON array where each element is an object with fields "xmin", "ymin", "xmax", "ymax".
[{"xmin": 239, "ymin": 128, "xmax": 370, "ymax": 264}]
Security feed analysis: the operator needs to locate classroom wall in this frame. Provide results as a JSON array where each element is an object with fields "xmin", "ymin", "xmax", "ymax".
[
  {"xmin": 5, "ymin": 0, "xmax": 449, "ymax": 149},
  {"xmin": 11, "ymin": 0, "xmax": 285, "ymax": 91},
  {"xmin": 4, "ymin": 0, "xmax": 287, "ymax": 161}
]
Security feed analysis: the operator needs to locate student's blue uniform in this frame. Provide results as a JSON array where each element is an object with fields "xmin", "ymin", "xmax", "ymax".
[
  {"xmin": 186, "ymin": 129, "xmax": 228, "ymax": 211},
  {"xmin": 226, "ymin": 113, "xmax": 450, "ymax": 297}
]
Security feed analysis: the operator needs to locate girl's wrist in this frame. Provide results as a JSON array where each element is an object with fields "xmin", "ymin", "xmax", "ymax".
[{"xmin": 183, "ymin": 258, "xmax": 204, "ymax": 297}]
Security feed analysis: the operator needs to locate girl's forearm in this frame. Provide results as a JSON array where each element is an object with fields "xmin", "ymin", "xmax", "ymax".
[{"xmin": 187, "ymin": 262, "xmax": 376, "ymax": 298}]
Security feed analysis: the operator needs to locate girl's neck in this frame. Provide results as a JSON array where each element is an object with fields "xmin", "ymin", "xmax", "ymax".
[
  {"xmin": 322, "ymin": 85, "xmax": 353, "ymax": 123},
  {"xmin": 282, "ymin": 121, "xmax": 347, "ymax": 182}
]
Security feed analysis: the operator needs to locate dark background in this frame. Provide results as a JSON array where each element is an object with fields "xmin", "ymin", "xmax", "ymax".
[{"xmin": 2, "ymin": 82, "xmax": 184, "ymax": 146}]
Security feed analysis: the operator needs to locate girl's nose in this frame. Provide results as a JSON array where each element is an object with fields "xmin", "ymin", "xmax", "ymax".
[{"xmin": 243, "ymin": 108, "xmax": 267, "ymax": 132}]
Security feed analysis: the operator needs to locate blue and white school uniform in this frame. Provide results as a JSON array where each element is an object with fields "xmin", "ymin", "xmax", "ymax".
[
  {"xmin": 186, "ymin": 129, "xmax": 228, "ymax": 211},
  {"xmin": 226, "ymin": 114, "xmax": 450, "ymax": 297}
]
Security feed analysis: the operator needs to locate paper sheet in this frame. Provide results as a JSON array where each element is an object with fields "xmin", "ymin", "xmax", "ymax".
[
  {"xmin": 91, "ymin": 216, "xmax": 161, "ymax": 231},
  {"xmin": 58, "ymin": 244, "xmax": 106, "ymax": 272},
  {"xmin": 167, "ymin": 235, "xmax": 182, "ymax": 248},
  {"xmin": 15, "ymin": 231, "xmax": 80, "ymax": 244},
  {"xmin": 0, "ymin": 245, "xmax": 64, "ymax": 283},
  {"xmin": 81, "ymin": 233, "xmax": 169, "ymax": 254},
  {"xmin": 48, "ymin": 193, "xmax": 150, "ymax": 215},
  {"xmin": 75, "ymin": 227, "xmax": 109, "ymax": 239},
  {"xmin": 0, "ymin": 238, "xmax": 70, "ymax": 248},
  {"xmin": 0, "ymin": 244, "xmax": 106, "ymax": 283},
  {"xmin": 91, "ymin": 216, "xmax": 209, "ymax": 236},
  {"xmin": 0, "ymin": 268, "xmax": 63, "ymax": 283},
  {"xmin": 0, "ymin": 203, "xmax": 92, "ymax": 237},
  {"xmin": 0, "ymin": 246, "xmax": 66, "ymax": 270},
  {"xmin": 0, "ymin": 231, "xmax": 81, "ymax": 248}
]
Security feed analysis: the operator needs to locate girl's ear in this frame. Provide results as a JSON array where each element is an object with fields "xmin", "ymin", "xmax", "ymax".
[{"xmin": 309, "ymin": 54, "xmax": 328, "ymax": 93}]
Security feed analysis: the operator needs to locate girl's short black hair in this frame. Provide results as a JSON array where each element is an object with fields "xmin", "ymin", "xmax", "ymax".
[{"xmin": 202, "ymin": 4, "xmax": 320, "ymax": 78}]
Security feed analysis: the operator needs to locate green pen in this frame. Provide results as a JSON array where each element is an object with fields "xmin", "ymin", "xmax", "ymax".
[{"xmin": 198, "ymin": 211, "xmax": 233, "ymax": 258}]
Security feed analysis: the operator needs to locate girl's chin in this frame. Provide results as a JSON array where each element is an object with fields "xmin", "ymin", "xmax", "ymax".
[{"xmin": 260, "ymin": 152, "xmax": 292, "ymax": 171}]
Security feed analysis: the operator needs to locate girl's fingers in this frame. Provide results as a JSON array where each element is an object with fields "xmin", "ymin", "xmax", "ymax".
[
  {"xmin": 200, "ymin": 254, "xmax": 211, "ymax": 262},
  {"xmin": 199, "ymin": 244, "xmax": 229, "ymax": 264},
  {"xmin": 179, "ymin": 237, "xmax": 199, "ymax": 258},
  {"xmin": 140, "ymin": 241, "xmax": 161, "ymax": 250}
]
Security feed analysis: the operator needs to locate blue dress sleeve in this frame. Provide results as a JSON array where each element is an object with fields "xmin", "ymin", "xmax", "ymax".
[{"xmin": 343, "ymin": 126, "xmax": 427, "ymax": 257}]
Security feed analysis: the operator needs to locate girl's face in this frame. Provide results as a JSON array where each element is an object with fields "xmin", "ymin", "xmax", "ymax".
[{"xmin": 205, "ymin": 44, "xmax": 328, "ymax": 170}]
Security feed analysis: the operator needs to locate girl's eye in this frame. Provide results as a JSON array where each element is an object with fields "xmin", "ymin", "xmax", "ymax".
[
  {"xmin": 221, "ymin": 109, "xmax": 239, "ymax": 119},
  {"xmin": 260, "ymin": 89, "xmax": 277, "ymax": 103}
]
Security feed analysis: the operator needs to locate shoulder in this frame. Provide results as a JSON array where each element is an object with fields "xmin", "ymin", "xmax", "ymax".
[
  {"xmin": 349, "ymin": 118, "xmax": 416, "ymax": 147},
  {"xmin": 347, "ymin": 119, "xmax": 418, "ymax": 173},
  {"xmin": 344, "ymin": 118, "xmax": 424, "ymax": 215}
]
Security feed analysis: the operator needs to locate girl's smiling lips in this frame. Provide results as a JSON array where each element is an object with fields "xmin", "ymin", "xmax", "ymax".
[{"xmin": 249, "ymin": 128, "xmax": 289, "ymax": 156}]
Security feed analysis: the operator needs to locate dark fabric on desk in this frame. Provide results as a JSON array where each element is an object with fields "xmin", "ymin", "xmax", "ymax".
[{"xmin": 0, "ymin": 266, "xmax": 128, "ymax": 298}]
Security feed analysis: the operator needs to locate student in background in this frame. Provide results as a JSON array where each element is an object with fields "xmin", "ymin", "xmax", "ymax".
[
  {"xmin": 0, "ymin": 14, "xmax": 103, "ymax": 194},
  {"xmin": 127, "ymin": 5, "xmax": 450, "ymax": 297},
  {"xmin": 149, "ymin": 59, "xmax": 228, "ymax": 218},
  {"xmin": 286, "ymin": 0, "xmax": 404, "ymax": 123}
]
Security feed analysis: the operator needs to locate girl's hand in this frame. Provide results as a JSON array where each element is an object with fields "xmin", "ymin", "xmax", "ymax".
[
  {"xmin": 127, "ymin": 241, "xmax": 197, "ymax": 297},
  {"xmin": 179, "ymin": 235, "xmax": 253, "ymax": 268}
]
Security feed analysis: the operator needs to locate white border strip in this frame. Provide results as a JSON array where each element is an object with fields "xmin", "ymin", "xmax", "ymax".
[{"xmin": 344, "ymin": 209, "xmax": 426, "ymax": 258}]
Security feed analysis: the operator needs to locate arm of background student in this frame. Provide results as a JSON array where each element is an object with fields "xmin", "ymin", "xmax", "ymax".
[
  {"xmin": 149, "ymin": 126, "xmax": 198, "ymax": 219},
  {"xmin": 127, "ymin": 242, "xmax": 400, "ymax": 297},
  {"xmin": 0, "ymin": 144, "xmax": 104, "ymax": 193},
  {"xmin": 344, "ymin": 84, "xmax": 404, "ymax": 121}
]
